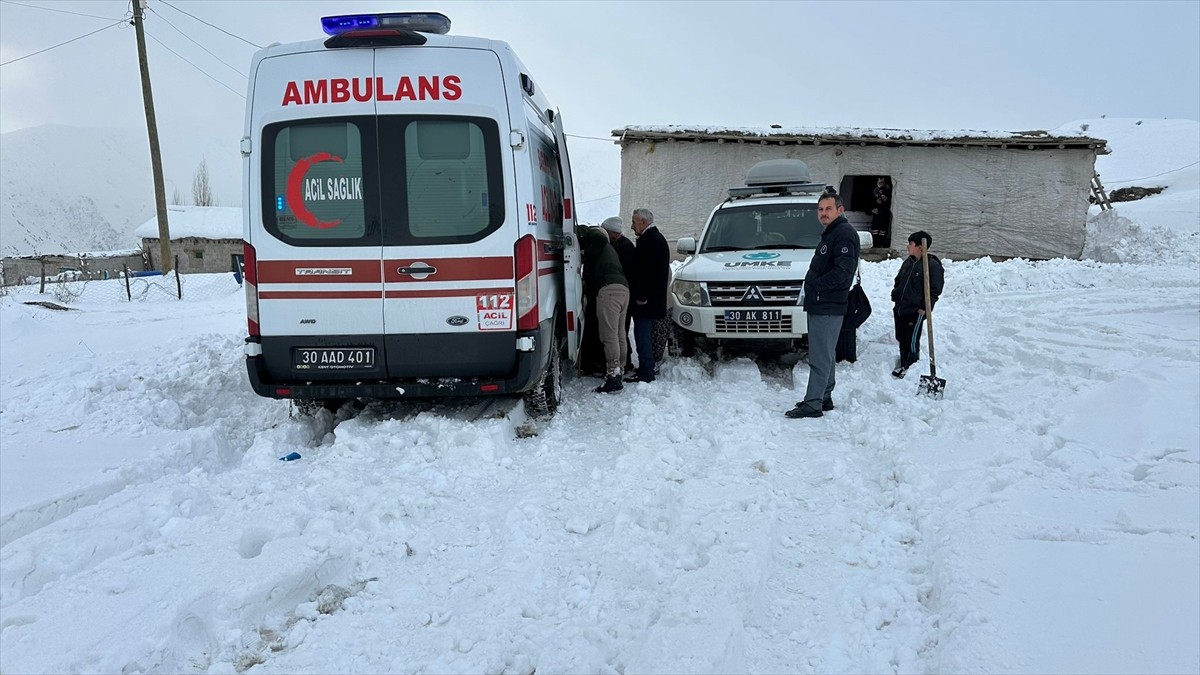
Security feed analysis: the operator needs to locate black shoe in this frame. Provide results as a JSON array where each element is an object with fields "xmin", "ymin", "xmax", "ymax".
[
  {"xmin": 784, "ymin": 405, "xmax": 823, "ymax": 419},
  {"xmin": 892, "ymin": 365, "xmax": 909, "ymax": 379},
  {"xmin": 793, "ymin": 399, "xmax": 835, "ymax": 411},
  {"xmin": 595, "ymin": 376, "xmax": 624, "ymax": 394},
  {"xmin": 624, "ymin": 374, "xmax": 655, "ymax": 384}
]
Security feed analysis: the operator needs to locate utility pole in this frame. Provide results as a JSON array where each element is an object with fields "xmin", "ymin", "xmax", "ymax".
[{"xmin": 132, "ymin": 0, "xmax": 172, "ymax": 273}]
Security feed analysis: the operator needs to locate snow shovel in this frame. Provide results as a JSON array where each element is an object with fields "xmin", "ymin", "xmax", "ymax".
[{"xmin": 917, "ymin": 238, "xmax": 946, "ymax": 399}]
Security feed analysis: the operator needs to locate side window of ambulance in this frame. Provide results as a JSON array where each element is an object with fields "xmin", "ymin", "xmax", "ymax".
[
  {"xmin": 378, "ymin": 117, "xmax": 503, "ymax": 245},
  {"xmin": 262, "ymin": 120, "xmax": 373, "ymax": 244},
  {"xmin": 529, "ymin": 130, "xmax": 564, "ymax": 234}
]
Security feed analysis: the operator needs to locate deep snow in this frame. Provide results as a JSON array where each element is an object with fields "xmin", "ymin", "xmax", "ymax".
[{"xmin": 0, "ymin": 117, "xmax": 1197, "ymax": 673}]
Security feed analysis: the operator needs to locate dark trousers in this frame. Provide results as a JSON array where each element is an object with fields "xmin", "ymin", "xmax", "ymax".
[
  {"xmin": 894, "ymin": 308, "xmax": 925, "ymax": 367},
  {"xmin": 632, "ymin": 317, "xmax": 656, "ymax": 380},
  {"xmin": 835, "ymin": 325, "xmax": 856, "ymax": 363},
  {"xmin": 580, "ymin": 294, "xmax": 605, "ymax": 375}
]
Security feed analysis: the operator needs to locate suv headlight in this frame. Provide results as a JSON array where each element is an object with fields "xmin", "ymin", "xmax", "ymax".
[{"xmin": 672, "ymin": 279, "xmax": 706, "ymax": 306}]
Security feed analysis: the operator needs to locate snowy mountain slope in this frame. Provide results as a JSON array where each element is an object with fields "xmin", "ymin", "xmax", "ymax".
[
  {"xmin": 0, "ymin": 249, "xmax": 1197, "ymax": 673},
  {"xmin": 1062, "ymin": 117, "xmax": 1200, "ymax": 235},
  {"xmin": 0, "ymin": 125, "xmax": 239, "ymax": 257}
]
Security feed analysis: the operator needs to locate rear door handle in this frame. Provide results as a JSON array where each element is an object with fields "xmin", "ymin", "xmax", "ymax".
[{"xmin": 398, "ymin": 265, "xmax": 437, "ymax": 275}]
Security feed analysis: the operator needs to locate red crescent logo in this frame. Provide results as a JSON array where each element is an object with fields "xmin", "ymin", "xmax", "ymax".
[{"xmin": 285, "ymin": 152, "xmax": 345, "ymax": 229}]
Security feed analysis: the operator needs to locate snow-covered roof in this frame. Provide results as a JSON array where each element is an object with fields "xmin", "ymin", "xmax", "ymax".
[
  {"xmin": 614, "ymin": 124, "xmax": 1108, "ymax": 151},
  {"xmin": 134, "ymin": 206, "xmax": 242, "ymax": 241}
]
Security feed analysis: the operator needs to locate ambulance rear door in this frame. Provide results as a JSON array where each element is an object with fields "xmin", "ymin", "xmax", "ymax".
[
  {"xmin": 250, "ymin": 48, "xmax": 386, "ymax": 385},
  {"xmin": 552, "ymin": 109, "xmax": 581, "ymax": 362},
  {"xmin": 373, "ymin": 47, "xmax": 517, "ymax": 379}
]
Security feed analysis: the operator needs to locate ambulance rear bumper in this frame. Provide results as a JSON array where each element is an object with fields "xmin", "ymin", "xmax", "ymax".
[{"xmin": 244, "ymin": 331, "xmax": 548, "ymax": 401}]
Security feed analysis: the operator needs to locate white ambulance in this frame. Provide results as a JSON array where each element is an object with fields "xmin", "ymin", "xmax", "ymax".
[{"xmin": 241, "ymin": 12, "xmax": 582, "ymax": 416}]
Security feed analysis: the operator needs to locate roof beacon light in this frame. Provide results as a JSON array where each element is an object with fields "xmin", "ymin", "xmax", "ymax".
[{"xmin": 321, "ymin": 12, "xmax": 451, "ymax": 36}]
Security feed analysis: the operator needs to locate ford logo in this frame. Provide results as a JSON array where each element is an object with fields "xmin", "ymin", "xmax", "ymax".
[
  {"xmin": 446, "ymin": 315, "xmax": 469, "ymax": 326},
  {"xmin": 742, "ymin": 252, "xmax": 780, "ymax": 260}
]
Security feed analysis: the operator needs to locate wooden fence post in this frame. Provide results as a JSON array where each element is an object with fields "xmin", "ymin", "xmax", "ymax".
[
  {"xmin": 39, "ymin": 256, "xmax": 46, "ymax": 294},
  {"xmin": 174, "ymin": 255, "xmax": 182, "ymax": 299},
  {"xmin": 123, "ymin": 265, "xmax": 132, "ymax": 301}
]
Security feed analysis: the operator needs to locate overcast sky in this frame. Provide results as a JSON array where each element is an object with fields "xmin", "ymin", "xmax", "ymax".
[{"xmin": 1, "ymin": 0, "xmax": 1197, "ymax": 200}]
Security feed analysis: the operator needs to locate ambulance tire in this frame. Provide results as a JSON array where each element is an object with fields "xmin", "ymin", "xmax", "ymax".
[
  {"xmin": 524, "ymin": 334, "xmax": 564, "ymax": 418},
  {"xmin": 294, "ymin": 398, "xmax": 345, "ymax": 417}
]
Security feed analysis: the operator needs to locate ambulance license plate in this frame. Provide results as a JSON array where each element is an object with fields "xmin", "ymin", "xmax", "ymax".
[
  {"xmin": 293, "ymin": 347, "xmax": 375, "ymax": 371},
  {"xmin": 724, "ymin": 309, "xmax": 781, "ymax": 321}
]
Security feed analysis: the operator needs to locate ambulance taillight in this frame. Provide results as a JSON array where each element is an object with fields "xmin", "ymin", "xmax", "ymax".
[
  {"xmin": 515, "ymin": 234, "xmax": 538, "ymax": 331},
  {"xmin": 243, "ymin": 242, "xmax": 260, "ymax": 337}
]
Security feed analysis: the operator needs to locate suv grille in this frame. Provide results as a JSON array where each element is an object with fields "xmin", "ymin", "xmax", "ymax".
[{"xmin": 707, "ymin": 281, "xmax": 803, "ymax": 306}]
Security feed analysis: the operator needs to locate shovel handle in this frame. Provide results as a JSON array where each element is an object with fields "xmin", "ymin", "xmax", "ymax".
[{"xmin": 920, "ymin": 238, "xmax": 936, "ymax": 378}]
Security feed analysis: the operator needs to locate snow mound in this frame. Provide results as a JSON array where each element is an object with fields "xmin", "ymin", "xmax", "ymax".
[{"xmin": 1084, "ymin": 209, "xmax": 1200, "ymax": 266}]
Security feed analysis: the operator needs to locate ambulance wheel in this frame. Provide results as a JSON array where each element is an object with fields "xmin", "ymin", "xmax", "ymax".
[
  {"xmin": 294, "ymin": 399, "xmax": 345, "ymax": 416},
  {"xmin": 524, "ymin": 335, "xmax": 564, "ymax": 418}
]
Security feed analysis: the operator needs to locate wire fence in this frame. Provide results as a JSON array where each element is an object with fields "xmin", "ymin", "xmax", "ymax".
[{"xmin": 0, "ymin": 268, "xmax": 243, "ymax": 304}]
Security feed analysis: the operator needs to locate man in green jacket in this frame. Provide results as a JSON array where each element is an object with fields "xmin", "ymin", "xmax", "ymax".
[{"xmin": 579, "ymin": 226, "xmax": 630, "ymax": 394}]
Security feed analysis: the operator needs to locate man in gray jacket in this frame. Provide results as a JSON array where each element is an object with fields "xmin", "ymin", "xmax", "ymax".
[{"xmin": 786, "ymin": 192, "xmax": 861, "ymax": 419}]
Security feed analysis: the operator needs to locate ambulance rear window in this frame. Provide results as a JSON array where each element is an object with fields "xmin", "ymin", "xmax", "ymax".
[
  {"xmin": 400, "ymin": 120, "xmax": 497, "ymax": 240},
  {"xmin": 260, "ymin": 115, "xmax": 502, "ymax": 247},
  {"xmin": 371, "ymin": 116, "xmax": 503, "ymax": 245},
  {"xmin": 263, "ymin": 119, "xmax": 372, "ymax": 244}
]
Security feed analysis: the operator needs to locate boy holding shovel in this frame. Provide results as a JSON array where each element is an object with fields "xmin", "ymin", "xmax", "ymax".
[{"xmin": 891, "ymin": 231, "xmax": 944, "ymax": 379}]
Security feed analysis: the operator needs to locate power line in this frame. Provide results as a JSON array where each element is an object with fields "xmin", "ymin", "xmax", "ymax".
[
  {"xmin": 147, "ymin": 6, "xmax": 246, "ymax": 78},
  {"xmin": 145, "ymin": 30, "xmax": 244, "ymax": 99},
  {"xmin": 566, "ymin": 133, "xmax": 618, "ymax": 142},
  {"xmin": 0, "ymin": 0, "xmax": 121, "ymax": 21},
  {"xmin": 0, "ymin": 19, "xmax": 125, "ymax": 67},
  {"xmin": 577, "ymin": 193, "xmax": 620, "ymax": 205},
  {"xmin": 159, "ymin": 0, "xmax": 260, "ymax": 49},
  {"xmin": 1109, "ymin": 161, "xmax": 1200, "ymax": 185}
]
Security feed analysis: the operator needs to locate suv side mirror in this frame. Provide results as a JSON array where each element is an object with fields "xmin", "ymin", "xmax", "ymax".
[{"xmin": 677, "ymin": 237, "xmax": 697, "ymax": 254}]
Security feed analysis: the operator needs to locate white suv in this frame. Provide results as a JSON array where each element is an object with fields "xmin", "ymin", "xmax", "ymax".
[{"xmin": 670, "ymin": 160, "xmax": 869, "ymax": 356}]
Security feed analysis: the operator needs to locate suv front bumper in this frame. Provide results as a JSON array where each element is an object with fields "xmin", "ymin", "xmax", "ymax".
[{"xmin": 671, "ymin": 304, "xmax": 809, "ymax": 339}]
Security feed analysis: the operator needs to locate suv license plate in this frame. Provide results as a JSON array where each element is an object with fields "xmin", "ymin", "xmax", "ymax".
[
  {"xmin": 293, "ymin": 347, "xmax": 375, "ymax": 371},
  {"xmin": 724, "ymin": 309, "xmax": 782, "ymax": 321}
]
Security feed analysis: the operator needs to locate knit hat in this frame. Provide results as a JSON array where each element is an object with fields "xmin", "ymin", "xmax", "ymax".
[{"xmin": 600, "ymin": 217, "xmax": 623, "ymax": 234}]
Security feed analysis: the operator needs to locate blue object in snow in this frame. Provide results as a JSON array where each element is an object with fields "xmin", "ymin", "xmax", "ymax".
[{"xmin": 279, "ymin": 452, "xmax": 302, "ymax": 462}]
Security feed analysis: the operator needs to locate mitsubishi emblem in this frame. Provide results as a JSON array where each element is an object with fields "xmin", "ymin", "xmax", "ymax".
[{"xmin": 741, "ymin": 285, "xmax": 764, "ymax": 303}]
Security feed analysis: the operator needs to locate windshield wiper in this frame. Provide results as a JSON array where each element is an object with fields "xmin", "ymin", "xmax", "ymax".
[
  {"xmin": 702, "ymin": 246, "xmax": 741, "ymax": 252},
  {"xmin": 753, "ymin": 243, "xmax": 807, "ymax": 250}
]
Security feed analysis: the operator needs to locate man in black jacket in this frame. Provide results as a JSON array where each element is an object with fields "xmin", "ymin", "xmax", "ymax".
[
  {"xmin": 626, "ymin": 208, "xmax": 670, "ymax": 383},
  {"xmin": 786, "ymin": 192, "xmax": 861, "ymax": 419},
  {"xmin": 891, "ymin": 230, "xmax": 944, "ymax": 378}
]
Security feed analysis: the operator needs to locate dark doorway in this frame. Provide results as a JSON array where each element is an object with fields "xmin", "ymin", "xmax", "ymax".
[{"xmin": 838, "ymin": 175, "xmax": 892, "ymax": 249}]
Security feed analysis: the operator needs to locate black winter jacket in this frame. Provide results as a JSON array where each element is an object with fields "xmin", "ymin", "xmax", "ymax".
[
  {"xmin": 630, "ymin": 226, "xmax": 670, "ymax": 319},
  {"xmin": 891, "ymin": 253, "xmax": 944, "ymax": 315},
  {"xmin": 612, "ymin": 235, "xmax": 636, "ymax": 281},
  {"xmin": 802, "ymin": 216, "xmax": 861, "ymax": 316}
]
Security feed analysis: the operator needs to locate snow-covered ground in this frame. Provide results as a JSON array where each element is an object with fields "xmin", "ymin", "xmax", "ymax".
[{"xmin": 1, "ymin": 118, "xmax": 1197, "ymax": 673}]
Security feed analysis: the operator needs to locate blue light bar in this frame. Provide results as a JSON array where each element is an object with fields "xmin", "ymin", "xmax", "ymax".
[{"xmin": 321, "ymin": 12, "xmax": 451, "ymax": 36}]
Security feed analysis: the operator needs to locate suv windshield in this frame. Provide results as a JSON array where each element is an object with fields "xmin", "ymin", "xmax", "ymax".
[{"xmin": 700, "ymin": 203, "xmax": 822, "ymax": 253}]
